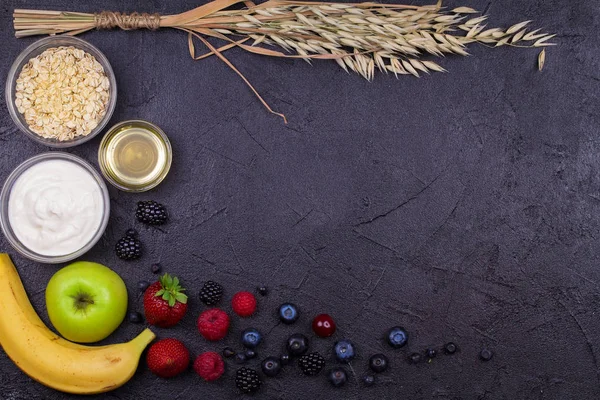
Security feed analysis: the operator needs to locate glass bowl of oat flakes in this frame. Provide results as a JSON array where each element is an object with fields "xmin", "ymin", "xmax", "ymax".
[{"xmin": 5, "ymin": 35, "xmax": 117, "ymax": 148}]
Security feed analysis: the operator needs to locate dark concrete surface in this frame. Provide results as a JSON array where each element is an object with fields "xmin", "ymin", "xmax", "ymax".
[{"xmin": 1, "ymin": 0, "xmax": 599, "ymax": 398}]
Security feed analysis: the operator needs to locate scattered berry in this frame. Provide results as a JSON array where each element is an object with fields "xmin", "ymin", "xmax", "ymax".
[
  {"xmin": 312, "ymin": 314, "xmax": 336, "ymax": 337},
  {"xmin": 137, "ymin": 280, "xmax": 149, "ymax": 292},
  {"xmin": 128, "ymin": 311, "xmax": 143, "ymax": 324},
  {"xmin": 334, "ymin": 339, "xmax": 356, "ymax": 362},
  {"xmin": 286, "ymin": 333, "xmax": 309, "ymax": 357},
  {"xmin": 232, "ymin": 292, "xmax": 257, "ymax": 317},
  {"xmin": 115, "ymin": 234, "xmax": 141, "ymax": 261},
  {"xmin": 387, "ymin": 326, "xmax": 408, "ymax": 348},
  {"xmin": 151, "ymin": 263, "xmax": 162, "ymax": 274},
  {"xmin": 261, "ymin": 356, "xmax": 282, "ymax": 377},
  {"xmin": 408, "ymin": 352, "xmax": 422, "ymax": 364},
  {"xmin": 479, "ymin": 348, "xmax": 493, "ymax": 361},
  {"xmin": 241, "ymin": 328, "xmax": 263, "ymax": 349},
  {"xmin": 125, "ymin": 228, "xmax": 138, "ymax": 237},
  {"xmin": 235, "ymin": 353, "xmax": 247, "ymax": 364},
  {"xmin": 298, "ymin": 352, "xmax": 326, "ymax": 376},
  {"xmin": 136, "ymin": 200, "xmax": 168, "ymax": 225},
  {"xmin": 223, "ymin": 347, "xmax": 236, "ymax": 358},
  {"xmin": 194, "ymin": 352, "xmax": 225, "ymax": 382},
  {"xmin": 199, "ymin": 281, "xmax": 223, "ymax": 306},
  {"xmin": 257, "ymin": 286, "xmax": 268, "ymax": 296},
  {"xmin": 197, "ymin": 309, "xmax": 230, "ymax": 341},
  {"xmin": 328, "ymin": 368, "xmax": 348, "ymax": 387},
  {"xmin": 146, "ymin": 339, "xmax": 190, "ymax": 378},
  {"xmin": 280, "ymin": 354, "xmax": 291, "ymax": 365},
  {"xmin": 363, "ymin": 375, "xmax": 375, "ymax": 387},
  {"xmin": 245, "ymin": 349, "xmax": 257, "ymax": 360},
  {"xmin": 444, "ymin": 342, "xmax": 458, "ymax": 355},
  {"xmin": 278, "ymin": 303, "xmax": 299, "ymax": 324},
  {"xmin": 235, "ymin": 367, "xmax": 262, "ymax": 394},
  {"xmin": 426, "ymin": 348, "xmax": 437, "ymax": 359},
  {"xmin": 369, "ymin": 354, "xmax": 389, "ymax": 373},
  {"xmin": 143, "ymin": 274, "xmax": 188, "ymax": 328}
]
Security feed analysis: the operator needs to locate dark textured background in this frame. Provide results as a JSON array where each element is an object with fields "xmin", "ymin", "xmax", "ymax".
[{"xmin": 1, "ymin": 0, "xmax": 599, "ymax": 398}]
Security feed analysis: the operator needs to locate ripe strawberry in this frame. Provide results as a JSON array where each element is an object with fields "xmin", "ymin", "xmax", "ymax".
[
  {"xmin": 144, "ymin": 273, "xmax": 188, "ymax": 328},
  {"xmin": 231, "ymin": 291, "xmax": 257, "ymax": 317},
  {"xmin": 194, "ymin": 351, "xmax": 225, "ymax": 381},
  {"xmin": 146, "ymin": 338, "xmax": 190, "ymax": 378},
  {"xmin": 198, "ymin": 308, "xmax": 230, "ymax": 341}
]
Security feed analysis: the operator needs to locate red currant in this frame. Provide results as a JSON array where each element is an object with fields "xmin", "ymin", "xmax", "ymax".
[{"xmin": 312, "ymin": 314, "xmax": 336, "ymax": 337}]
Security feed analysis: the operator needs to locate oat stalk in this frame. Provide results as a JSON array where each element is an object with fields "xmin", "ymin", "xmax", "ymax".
[{"xmin": 13, "ymin": 0, "xmax": 556, "ymax": 121}]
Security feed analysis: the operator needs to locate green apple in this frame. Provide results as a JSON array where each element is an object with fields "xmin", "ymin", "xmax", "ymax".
[{"xmin": 45, "ymin": 261, "xmax": 128, "ymax": 343}]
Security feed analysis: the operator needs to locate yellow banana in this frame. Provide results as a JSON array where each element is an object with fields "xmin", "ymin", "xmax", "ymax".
[{"xmin": 0, "ymin": 253, "xmax": 155, "ymax": 394}]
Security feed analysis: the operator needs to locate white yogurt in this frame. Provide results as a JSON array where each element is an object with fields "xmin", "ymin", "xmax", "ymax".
[{"xmin": 8, "ymin": 159, "xmax": 104, "ymax": 256}]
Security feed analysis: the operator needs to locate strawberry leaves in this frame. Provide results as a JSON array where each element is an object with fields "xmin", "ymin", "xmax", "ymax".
[{"xmin": 155, "ymin": 273, "xmax": 188, "ymax": 307}]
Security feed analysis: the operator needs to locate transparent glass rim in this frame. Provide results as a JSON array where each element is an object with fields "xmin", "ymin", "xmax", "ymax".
[
  {"xmin": 0, "ymin": 152, "xmax": 111, "ymax": 264},
  {"xmin": 4, "ymin": 35, "xmax": 117, "ymax": 148}
]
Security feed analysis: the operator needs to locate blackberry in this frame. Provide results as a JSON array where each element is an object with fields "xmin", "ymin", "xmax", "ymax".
[
  {"xmin": 235, "ymin": 367, "xmax": 262, "ymax": 394},
  {"xmin": 298, "ymin": 352, "xmax": 326, "ymax": 376},
  {"xmin": 136, "ymin": 201, "xmax": 168, "ymax": 225},
  {"xmin": 199, "ymin": 281, "xmax": 223, "ymax": 305},
  {"xmin": 115, "ymin": 234, "xmax": 141, "ymax": 261}
]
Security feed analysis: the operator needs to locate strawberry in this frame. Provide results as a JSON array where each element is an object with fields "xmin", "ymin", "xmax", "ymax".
[
  {"xmin": 144, "ymin": 273, "xmax": 188, "ymax": 328},
  {"xmin": 146, "ymin": 338, "xmax": 190, "ymax": 378},
  {"xmin": 197, "ymin": 308, "xmax": 230, "ymax": 341},
  {"xmin": 231, "ymin": 291, "xmax": 257, "ymax": 317},
  {"xmin": 194, "ymin": 351, "xmax": 225, "ymax": 381}
]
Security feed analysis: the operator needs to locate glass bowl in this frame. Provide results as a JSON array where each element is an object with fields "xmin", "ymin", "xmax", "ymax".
[
  {"xmin": 0, "ymin": 152, "xmax": 111, "ymax": 264},
  {"xmin": 5, "ymin": 35, "xmax": 117, "ymax": 148},
  {"xmin": 98, "ymin": 120, "xmax": 173, "ymax": 192}
]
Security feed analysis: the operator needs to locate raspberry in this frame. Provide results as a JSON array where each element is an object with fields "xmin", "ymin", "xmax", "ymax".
[
  {"xmin": 231, "ymin": 292, "xmax": 257, "ymax": 317},
  {"xmin": 194, "ymin": 352, "xmax": 225, "ymax": 382},
  {"xmin": 197, "ymin": 309, "xmax": 230, "ymax": 341}
]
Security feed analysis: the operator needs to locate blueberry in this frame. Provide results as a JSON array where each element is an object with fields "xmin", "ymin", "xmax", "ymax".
[
  {"xmin": 280, "ymin": 354, "xmax": 291, "ymax": 365},
  {"xmin": 278, "ymin": 303, "xmax": 299, "ymax": 324},
  {"xmin": 128, "ymin": 311, "xmax": 143, "ymax": 324},
  {"xmin": 369, "ymin": 354, "xmax": 389, "ymax": 373},
  {"xmin": 387, "ymin": 326, "xmax": 408, "ymax": 348},
  {"xmin": 426, "ymin": 348, "xmax": 437, "ymax": 359},
  {"xmin": 479, "ymin": 348, "xmax": 493, "ymax": 361},
  {"xmin": 334, "ymin": 339, "xmax": 356, "ymax": 362},
  {"xmin": 223, "ymin": 347, "xmax": 236, "ymax": 358},
  {"xmin": 257, "ymin": 286, "xmax": 268, "ymax": 296},
  {"xmin": 245, "ymin": 349, "xmax": 257, "ymax": 359},
  {"xmin": 444, "ymin": 342, "xmax": 457, "ymax": 355},
  {"xmin": 286, "ymin": 334, "xmax": 309, "ymax": 357},
  {"xmin": 327, "ymin": 368, "xmax": 348, "ymax": 387},
  {"xmin": 125, "ymin": 228, "xmax": 138, "ymax": 238},
  {"xmin": 151, "ymin": 263, "xmax": 161, "ymax": 274},
  {"xmin": 363, "ymin": 375, "xmax": 375, "ymax": 387},
  {"xmin": 235, "ymin": 353, "xmax": 247, "ymax": 364},
  {"xmin": 408, "ymin": 352, "xmax": 422, "ymax": 364},
  {"xmin": 261, "ymin": 357, "xmax": 282, "ymax": 377},
  {"xmin": 137, "ymin": 280, "xmax": 149, "ymax": 292},
  {"xmin": 241, "ymin": 328, "xmax": 263, "ymax": 349}
]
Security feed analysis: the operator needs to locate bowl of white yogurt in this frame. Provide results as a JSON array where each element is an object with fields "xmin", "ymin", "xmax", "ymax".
[{"xmin": 0, "ymin": 152, "xmax": 110, "ymax": 263}]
